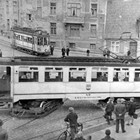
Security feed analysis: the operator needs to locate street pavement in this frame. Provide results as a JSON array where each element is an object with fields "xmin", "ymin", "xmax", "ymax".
[{"xmin": 0, "ymin": 35, "xmax": 102, "ymax": 58}]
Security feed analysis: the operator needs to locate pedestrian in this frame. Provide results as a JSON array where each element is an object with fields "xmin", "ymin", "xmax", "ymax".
[
  {"xmin": 50, "ymin": 45, "xmax": 54, "ymax": 55},
  {"xmin": 0, "ymin": 119, "xmax": 8, "ymax": 140},
  {"xmin": 66, "ymin": 46, "xmax": 70, "ymax": 56},
  {"xmin": 64, "ymin": 107, "xmax": 78, "ymax": 140},
  {"xmin": 61, "ymin": 47, "xmax": 65, "ymax": 58},
  {"xmin": 126, "ymin": 97, "xmax": 136, "ymax": 125},
  {"xmin": 101, "ymin": 129, "xmax": 115, "ymax": 140},
  {"xmin": 104, "ymin": 98, "xmax": 114, "ymax": 125},
  {"xmin": 103, "ymin": 48, "xmax": 110, "ymax": 58},
  {"xmin": 0, "ymin": 49, "xmax": 2, "ymax": 57},
  {"xmin": 86, "ymin": 49, "xmax": 90, "ymax": 56},
  {"xmin": 114, "ymin": 98, "xmax": 126, "ymax": 133},
  {"xmin": 127, "ymin": 50, "xmax": 131, "ymax": 56}
]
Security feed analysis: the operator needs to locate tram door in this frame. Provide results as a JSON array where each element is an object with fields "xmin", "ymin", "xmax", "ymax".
[
  {"xmin": 0, "ymin": 66, "xmax": 11, "ymax": 97},
  {"xmin": 130, "ymin": 41, "xmax": 137, "ymax": 57}
]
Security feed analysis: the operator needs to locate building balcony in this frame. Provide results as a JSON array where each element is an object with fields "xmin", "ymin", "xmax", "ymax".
[{"xmin": 63, "ymin": 13, "xmax": 85, "ymax": 26}]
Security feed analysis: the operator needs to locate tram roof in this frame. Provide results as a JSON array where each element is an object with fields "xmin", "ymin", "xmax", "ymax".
[
  {"xmin": 0, "ymin": 56, "xmax": 140, "ymax": 67},
  {"xmin": 11, "ymin": 26, "xmax": 49, "ymax": 37}
]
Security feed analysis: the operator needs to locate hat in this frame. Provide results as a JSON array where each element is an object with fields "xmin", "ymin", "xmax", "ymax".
[
  {"xmin": 121, "ymin": 98, "xmax": 125, "ymax": 103},
  {"xmin": 130, "ymin": 97, "xmax": 134, "ymax": 101},
  {"xmin": 69, "ymin": 107, "xmax": 74, "ymax": 112},
  {"xmin": 105, "ymin": 129, "xmax": 111, "ymax": 135},
  {"xmin": 117, "ymin": 98, "xmax": 121, "ymax": 103},
  {"xmin": 0, "ymin": 119, "xmax": 3, "ymax": 126}
]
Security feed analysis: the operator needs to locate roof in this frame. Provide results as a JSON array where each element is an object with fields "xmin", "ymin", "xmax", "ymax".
[
  {"xmin": 11, "ymin": 26, "xmax": 49, "ymax": 37},
  {"xmin": 0, "ymin": 56, "xmax": 140, "ymax": 67}
]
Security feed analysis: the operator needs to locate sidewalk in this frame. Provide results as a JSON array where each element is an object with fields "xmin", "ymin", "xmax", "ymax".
[{"xmin": 84, "ymin": 116, "xmax": 140, "ymax": 140}]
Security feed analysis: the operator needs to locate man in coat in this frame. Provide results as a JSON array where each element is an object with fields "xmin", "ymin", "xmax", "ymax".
[
  {"xmin": 64, "ymin": 107, "xmax": 78, "ymax": 140},
  {"xmin": 104, "ymin": 98, "xmax": 114, "ymax": 125},
  {"xmin": 114, "ymin": 98, "xmax": 126, "ymax": 133}
]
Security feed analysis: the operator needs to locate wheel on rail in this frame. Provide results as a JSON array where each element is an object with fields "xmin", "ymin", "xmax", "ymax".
[{"xmin": 57, "ymin": 131, "xmax": 67, "ymax": 140}]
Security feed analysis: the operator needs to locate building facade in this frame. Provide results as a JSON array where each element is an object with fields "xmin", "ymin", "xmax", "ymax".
[
  {"xmin": 105, "ymin": 0, "xmax": 140, "ymax": 57},
  {"xmin": 0, "ymin": 0, "xmax": 107, "ymax": 53}
]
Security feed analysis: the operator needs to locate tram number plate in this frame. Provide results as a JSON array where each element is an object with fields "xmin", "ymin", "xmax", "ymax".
[{"xmin": 86, "ymin": 93, "xmax": 91, "ymax": 96}]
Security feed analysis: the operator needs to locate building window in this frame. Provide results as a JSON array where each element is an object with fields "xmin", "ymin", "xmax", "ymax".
[
  {"xmin": 50, "ymin": 23, "xmax": 56, "ymax": 35},
  {"xmin": 90, "ymin": 44, "xmax": 96, "ymax": 50},
  {"xmin": 37, "ymin": 7, "xmax": 42, "ymax": 17},
  {"xmin": 67, "ymin": 3, "xmax": 81, "ymax": 17},
  {"xmin": 111, "ymin": 41, "xmax": 120, "ymax": 53},
  {"xmin": 50, "ymin": 2, "xmax": 56, "ymax": 15},
  {"xmin": 69, "ymin": 43, "xmax": 76, "ymax": 48},
  {"xmin": 90, "ymin": 24, "xmax": 97, "ymax": 37},
  {"xmin": 13, "ymin": 1, "xmax": 17, "ymax": 14},
  {"xmin": 91, "ymin": 3, "xmax": 97, "ymax": 16},
  {"xmin": 27, "ymin": 14, "xmax": 32, "ymax": 20},
  {"xmin": 70, "ymin": 25, "xmax": 80, "ymax": 37}
]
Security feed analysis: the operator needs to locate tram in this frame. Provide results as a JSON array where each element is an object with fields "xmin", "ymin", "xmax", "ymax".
[
  {"xmin": 11, "ymin": 26, "xmax": 50, "ymax": 56},
  {"xmin": 0, "ymin": 56, "xmax": 140, "ymax": 117}
]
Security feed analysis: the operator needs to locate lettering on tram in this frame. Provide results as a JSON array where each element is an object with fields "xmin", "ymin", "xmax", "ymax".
[
  {"xmin": 45, "ymin": 67, "xmax": 63, "ymax": 82},
  {"xmin": 69, "ymin": 67, "xmax": 86, "ymax": 82},
  {"xmin": 91, "ymin": 67, "xmax": 108, "ymax": 81},
  {"xmin": 19, "ymin": 67, "xmax": 38, "ymax": 82}
]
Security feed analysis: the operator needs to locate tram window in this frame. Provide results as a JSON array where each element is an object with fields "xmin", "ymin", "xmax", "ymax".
[
  {"xmin": 38, "ymin": 38, "xmax": 43, "ymax": 45},
  {"xmin": 27, "ymin": 37, "xmax": 33, "ymax": 43},
  {"xmin": 113, "ymin": 68, "xmax": 129, "ymax": 82},
  {"xmin": 91, "ymin": 67, "xmax": 108, "ymax": 81},
  {"xmin": 44, "ymin": 37, "xmax": 48, "ymax": 45},
  {"xmin": 91, "ymin": 72, "xmax": 108, "ymax": 81},
  {"xmin": 134, "ymin": 69, "xmax": 140, "ymax": 81},
  {"xmin": 45, "ymin": 71, "xmax": 63, "ymax": 82},
  {"xmin": 19, "ymin": 71, "xmax": 38, "ymax": 82},
  {"xmin": 69, "ymin": 68, "xmax": 86, "ymax": 82}
]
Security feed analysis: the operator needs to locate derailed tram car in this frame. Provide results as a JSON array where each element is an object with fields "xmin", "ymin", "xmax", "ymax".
[
  {"xmin": 11, "ymin": 26, "xmax": 50, "ymax": 56},
  {"xmin": 0, "ymin": 56, "xmax": 140, "ymax": 118}
]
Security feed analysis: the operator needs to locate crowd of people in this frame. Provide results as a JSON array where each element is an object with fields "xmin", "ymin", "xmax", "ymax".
[
  {"xmin": 64, "ymin": 97, "xmax": 137, "ymax": 140},
  {"xmin": 104, "ymin": 97, "xmax": 136, "ymax": 133}
]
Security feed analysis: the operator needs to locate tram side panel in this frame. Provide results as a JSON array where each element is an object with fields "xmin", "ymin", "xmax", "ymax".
[{"xmin": 12, "ymin": 65, "xmax": 140, "ymax": 103}]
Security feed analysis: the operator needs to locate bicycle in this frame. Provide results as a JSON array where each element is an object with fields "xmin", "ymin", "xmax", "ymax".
[{"xmin": 57, "ymin": 122, "xmax": 83, "ymax": 140}]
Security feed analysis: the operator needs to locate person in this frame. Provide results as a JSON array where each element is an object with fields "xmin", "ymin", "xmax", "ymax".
[
  {"xmin": 64, "ymin": 107, "xmax": 78, "ymax": 140},
  {"xmin": 104, "ymin": 98, "xmax": 114, "ymax": 125},
  {"xmin": 103, "ymin": 48, "xmax": 110, "ymax": 58},
  {"xmin": 101, "ymin": 129, "xmax": 115, "ymax": 140},
  {"xmin": 127, "ymin": 50, "xmax": 131, "ymax": 56},
  {"xmin": 50, "ymin": 45, "xmax": 54, "ymax": 55},
  {"xmin": 114, "ymin": 98, "xmax": 126, "ymax": 133},
  {"xmin": 86, "ymin": 49, "xmax": 90, "ymax": 56},
  {"xmin": 61, "ymin": 47, "xmax": 65, "ymax": 58},
  {"xmin": 0, "ymin": 119, "xmax": 8, "ymax": 140},
  {"xmin": 0, "ymin": 49, "xmax": 2, "ymax": 57},
  {"xmin": 66, "ymin": 46, "xmax": 70, "ymax": 56},
  {"xmin": 126, "ymin": 97, "xmax": 136, "ymax": 125}
]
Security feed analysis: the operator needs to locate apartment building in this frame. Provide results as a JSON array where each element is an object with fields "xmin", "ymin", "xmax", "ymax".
[
  {"xmin": 0, "ymin": 0, "xmax": 107, "ymax": 52},
  {"xmin": 105, "ymin": 0, "xmax": 140, "ymax": 57}
]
